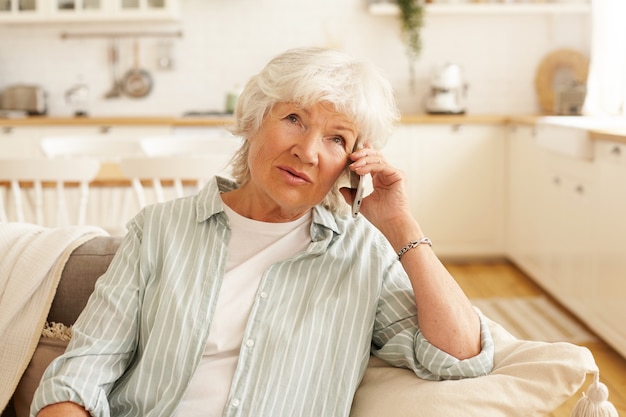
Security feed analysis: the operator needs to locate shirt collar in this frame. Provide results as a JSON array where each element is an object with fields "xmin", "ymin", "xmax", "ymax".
[
  {"xmin": 194, "ymin": 176, "xmax": 235, "ymax": 223},
  {"xmin": 194, "ymin": 176, "xmax": 344, "ymax": 238}
]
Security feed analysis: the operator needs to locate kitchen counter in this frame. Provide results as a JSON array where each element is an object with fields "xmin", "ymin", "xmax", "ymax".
[
  {"xmin": 0, "ymin": 114, "xmax": 528, "ymax": 127},
  {"xmin": 588, "ymin": 127, "xmax": 626, "ymax": 144},
  {"xmin": 397, "ymin": 114, "xmax": 512, "ymax": 124},
  {"xmin": 1, "ymin": 114, "xmax": 624, "ymax": 142},
  {"xmin": 0, "ymin": 116, "xmax": 234, "ymax": 127},
  {"xmin": 535, "ymin": 116, "xmax": 626, "ymax": 144},
  {"xmin": 0, "ymin": 114, "xmax": 553, "ymax": 127}
]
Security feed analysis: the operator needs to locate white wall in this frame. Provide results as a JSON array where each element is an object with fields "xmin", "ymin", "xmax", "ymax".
[{"xmin": 0, "ymin": 0, "xmax": 591, "ymax": 117}]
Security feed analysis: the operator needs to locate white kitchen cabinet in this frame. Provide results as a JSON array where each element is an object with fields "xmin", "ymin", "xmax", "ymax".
[
  {"xmin": 111, "ymin": 0, "xmax": 180, "ymax": 21},
  {"xmin": 381, "ymin": 124, "xmax": 421, "ymax": 201},
  {"xmin": 0, "ymin": 125, "xmax": 44, "ymax": 157},
  {"xmin": 539, "ymin": 146, "xmax": 596, "ymax": 308},
  {"xmin": 421, "ymin": 124, "xmax": 506, "ymax": 257},
  {"xmin": 507, "ymin": 125, "xmax": 626, "ymax": 359},
  {"xmin": 0, "ymin": 0, "xmax": 179, "ymax": 22},
  {"xmin": 0, "ymin": 0, "xmax": 44, "ymax": 21},
  {"xmin": 384, "ymin": 124, "xmax": 506, "ymax": 258},
  {"xmin": 590, "ymin": 140, "xmax": 626, "ymax": 358},
  {"xmin": 508, "ymin": 124, "xmax": 596, "ymax": 306},
  {"xmin": 48, "ymin": 0, "xmax": 106, "ymax": 19},
  {"xmin": 506, "ymin": 125, "xmax": 550, "ymax": 281}
]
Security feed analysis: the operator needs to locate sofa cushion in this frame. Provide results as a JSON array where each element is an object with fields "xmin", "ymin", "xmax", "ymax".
[
  {"xmin": 12, "ymin": 337, "xmax": 68, "ymax": 417},
  {"xmin": 349, "ymin": 316, "xmax": 597, "ymax": 417},
  {"xmin": 47, "ymin": 236, "xmax": 122, "ymax": 326}
]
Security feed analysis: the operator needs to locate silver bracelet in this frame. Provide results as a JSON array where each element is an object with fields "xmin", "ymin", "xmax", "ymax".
[{"xmin": 397, "ymin": 237, "xmax": 432, "ymax": 261}]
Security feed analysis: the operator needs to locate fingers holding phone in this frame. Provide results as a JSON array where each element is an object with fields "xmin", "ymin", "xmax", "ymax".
[{"xmin": 345, "ymin": 143, "xmax": 411, "ymax": 225}]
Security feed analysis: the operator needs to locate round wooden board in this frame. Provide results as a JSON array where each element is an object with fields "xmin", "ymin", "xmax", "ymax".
[{"xmin": 534, "ymin": 49, "xmax": 589, "ymax": 114}]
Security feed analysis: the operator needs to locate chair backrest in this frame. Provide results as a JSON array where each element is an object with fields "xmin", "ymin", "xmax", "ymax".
[
  {"xmin": 119, "ymin": 155, "xmax": 222, "ymax": 208},
  {"xmin": 40, "ymin": 136, "xmax": 142, "ymax": 161},
  {"xmin": 0, "ymin": 158, "xmax": 101, "ymax": 226},
  {"xmin": 139, "ymin": 135, "xmax": 241, "ymax": 156},
  {"xmin": 139, "ymin": 136, "xmax": 240, "ymax": 177},
  {"xmin": 40, "ymin": 136, "xmax": 144, "ymax": 234}
]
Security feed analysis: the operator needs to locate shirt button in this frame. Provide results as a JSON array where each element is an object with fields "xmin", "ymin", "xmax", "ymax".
[
  {"xmin": 231, "ymin": 398, "xmax": 240, "ymax": 407},
  {"xmin": 260, "ymin": 291, "xmax": 269, "ymax": 299},
  {"xmin": 246, "ymin": 339, "xmax": 255, "ymax": 347}
]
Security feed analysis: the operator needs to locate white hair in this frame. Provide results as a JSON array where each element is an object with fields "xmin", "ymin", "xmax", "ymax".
[{"xmin": 229, "ymin": 47, "xmax": 400, "ymax": 213}]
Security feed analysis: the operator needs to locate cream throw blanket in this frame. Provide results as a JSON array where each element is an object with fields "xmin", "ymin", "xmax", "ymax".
[{"xmin": 0, "ymin": 223, "xmax": 108, "ymax": 411}]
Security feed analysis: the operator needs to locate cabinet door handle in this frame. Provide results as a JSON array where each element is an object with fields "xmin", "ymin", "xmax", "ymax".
[{"xmin": 610, "ymin": 146, "xmax": 621, "ymax": 156}]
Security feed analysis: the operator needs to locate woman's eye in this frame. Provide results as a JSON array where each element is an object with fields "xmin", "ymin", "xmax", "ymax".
[
  {"xmin": 331, "ymin": 136, "xmax": 346, "ymax": 147},
  {"xmin": 287, "ymin": 114, "xmax": 299, "ymax": 124}
]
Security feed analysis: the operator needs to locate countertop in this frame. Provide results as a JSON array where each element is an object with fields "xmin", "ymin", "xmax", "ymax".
[
  {"xmin": 588, "ymin": 128, "xmax": 626, "ymax": 143},
  {"xmin": 0, "ymin": 114, "xmax": 522, "ymax": 127},
  {"xmin": 1, "ymin": 114, "xmax": 624, "ymax": 142},
  {"xmin": 0, "ymin": 115, "xmax": 234, "ymax": 127}
]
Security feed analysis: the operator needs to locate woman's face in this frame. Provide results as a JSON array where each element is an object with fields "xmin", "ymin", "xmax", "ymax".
[{"xmin": 242, "ymin": 101, "xmax": 358, "ymax": 221}]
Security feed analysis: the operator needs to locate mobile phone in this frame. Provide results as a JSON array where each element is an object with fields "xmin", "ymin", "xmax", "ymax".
[{"xmin": 350, "ymin": 169, "xmax": 365, "ymax": 218}]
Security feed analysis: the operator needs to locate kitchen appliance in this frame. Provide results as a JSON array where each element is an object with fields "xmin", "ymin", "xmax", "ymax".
[
  {"xmin": 425, "ymin": 63, "xmax": 467, "ymax": 114},
  {"xmin": 1, "ymin": 84, "xmax": 47, "ymax": 115},
  {"xmin": 65, "ymin": 82, "xmax": 90, "ymax": 117}
]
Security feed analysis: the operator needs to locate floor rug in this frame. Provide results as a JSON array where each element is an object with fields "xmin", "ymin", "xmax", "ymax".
[{"xmin": 471, "ymin": 296, "xmax": 596, "ymax": 343}]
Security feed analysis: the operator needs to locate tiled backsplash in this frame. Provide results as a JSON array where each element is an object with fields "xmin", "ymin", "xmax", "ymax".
[{"xmin": 0, "ymin": 0, "xmax": 590, "ymax": 117}]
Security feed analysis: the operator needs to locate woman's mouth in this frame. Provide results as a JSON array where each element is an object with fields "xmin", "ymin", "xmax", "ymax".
[{"xmin": 278, "ymin": 166, "xmax": 312, "ymax": 184}]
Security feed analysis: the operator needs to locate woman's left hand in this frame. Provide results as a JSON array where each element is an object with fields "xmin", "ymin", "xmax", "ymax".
[{"xmin": 341, "ymin": 143, "xmax": 413, "ymax": 232}]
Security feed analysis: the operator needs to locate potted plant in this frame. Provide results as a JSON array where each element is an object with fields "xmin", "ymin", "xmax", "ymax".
[{"xmin": 396, "ymin": 0, "xmax": 424, "ymax": 89}]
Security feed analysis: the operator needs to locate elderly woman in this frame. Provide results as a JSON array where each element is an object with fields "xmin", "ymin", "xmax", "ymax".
[{"xmin": 33, "ymin": 47, "xmax": 493, "ymax": 417}]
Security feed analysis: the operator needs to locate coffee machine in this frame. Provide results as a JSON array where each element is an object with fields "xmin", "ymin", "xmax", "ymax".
[{"xmin": 425, "ymin": 63, "xmax": 467, "ymax": 114}]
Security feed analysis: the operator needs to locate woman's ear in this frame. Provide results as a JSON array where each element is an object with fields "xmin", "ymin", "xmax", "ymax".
[{"xmin": 339, "ymin": 187, "xmax": 355, "ymax": 206}]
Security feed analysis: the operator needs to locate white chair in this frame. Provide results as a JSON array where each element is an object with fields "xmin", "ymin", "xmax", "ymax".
[
  {"xmin": 0, "ymin": 158, "xmax": 100, "ymax": 227},
  {"xmin": 119, "ymin": 155, "xmax": 222, "ymax": 208},
  {"xmin": 40, "ymin": 136, "xmax": 142, "ymax": 234},
  {"xmin": 40, "ymin": 136, "xmax": 142, "ymax": 161},
  {"xmin": 139, "ymin": 135, "xmax": 241, "ymax": 156},
  {"xmin": 139, "ymin": 135, "xmax": 241, "ymax": 178}
]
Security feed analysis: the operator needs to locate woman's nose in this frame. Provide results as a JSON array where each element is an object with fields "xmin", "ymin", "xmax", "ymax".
[{"xmin": 292, "ymin": 131, "xmax": 320, "ymax": 165}]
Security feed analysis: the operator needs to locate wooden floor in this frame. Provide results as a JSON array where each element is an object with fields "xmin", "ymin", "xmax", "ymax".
[{"xmin": 445, "ymin": 260, "xmax": 626, "ymax": 417}]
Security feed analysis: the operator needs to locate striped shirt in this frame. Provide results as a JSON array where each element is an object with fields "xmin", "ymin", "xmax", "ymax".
[{"xmin": 32, "ymin": 177, "xmax": 494, "ymax": 417}]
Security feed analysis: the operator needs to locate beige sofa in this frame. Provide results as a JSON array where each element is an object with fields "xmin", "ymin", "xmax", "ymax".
[
  {"xmin": 2, "ymin": 234, "xmax": 600, "ymax": 417},
  {"xmin": 2, "ymin": 236, "xmax": 122, "ymax": 417}
]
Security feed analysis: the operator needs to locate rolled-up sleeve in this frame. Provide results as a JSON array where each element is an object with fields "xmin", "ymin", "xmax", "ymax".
[
  {"xmin": 30, "ymin": 221, "xmax": 145, "ymax": 417},
  {"xmin": 372, "ymin": 260, "xmax": 494, "ymax": 381}
]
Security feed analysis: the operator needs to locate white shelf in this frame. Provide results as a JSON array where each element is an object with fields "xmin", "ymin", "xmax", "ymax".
[{"xmin": 368, "ymin": 2, "xmax": 590, "ymax": 16}]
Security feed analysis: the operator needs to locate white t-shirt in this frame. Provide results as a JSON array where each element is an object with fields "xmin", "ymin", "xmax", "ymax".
[{"xmin": 173, "ymin": 204, "xmax": 311, "ymax": 417}]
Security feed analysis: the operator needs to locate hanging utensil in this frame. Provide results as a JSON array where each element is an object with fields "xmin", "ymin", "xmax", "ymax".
[
  {"xmin": 122, "ymin": 39, "xmax": 153, "ymax": 99},
  {"xmin": 104, "ymin": 39, "xmax": 122, "ymax": 99}
]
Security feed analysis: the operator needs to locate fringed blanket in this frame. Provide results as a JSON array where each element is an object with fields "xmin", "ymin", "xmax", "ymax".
[{"xmin": 0, "ymin": 223, "xmax": 107, "ymax": 411}]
